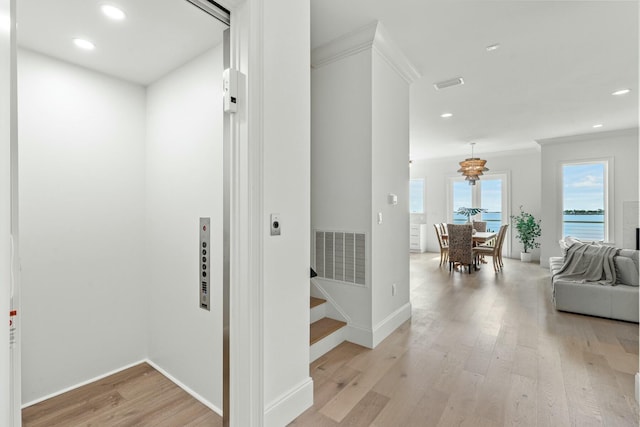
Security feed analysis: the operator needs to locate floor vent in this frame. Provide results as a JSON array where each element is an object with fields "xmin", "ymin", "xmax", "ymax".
[{"xmin": 315, "ymin": 231, "xmax": 365, "ymax": 285}]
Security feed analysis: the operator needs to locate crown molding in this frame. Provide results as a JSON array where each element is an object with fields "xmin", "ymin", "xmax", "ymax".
[
  {"xmin": 536, "ymin": 127, "xmax": 639, "ymax": 146},
  {"xmin": 311, "ymin": 21, "xmax": 421, "ymax": 84}
]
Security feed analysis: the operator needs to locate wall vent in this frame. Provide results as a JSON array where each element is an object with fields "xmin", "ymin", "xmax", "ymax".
[
  {"xmin": 315, "ymin": 231, "xmax": 366, "ymax": 285},
  {"xmin": 433, "ymin": 76, "xmax": 464, "ymax": 90}
]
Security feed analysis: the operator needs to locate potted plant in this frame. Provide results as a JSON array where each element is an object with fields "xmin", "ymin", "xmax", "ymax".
[
  {"xmin": 456, "ymin": 207, "xmax": 487, "ymax": 224},
  {"xmin": 510, "ymin": 205, "xmax": 542, "ymax": 262}
]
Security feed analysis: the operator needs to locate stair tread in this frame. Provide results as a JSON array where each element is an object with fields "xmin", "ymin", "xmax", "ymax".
[
  {"xmin": 310, "ymin": 297, "xmax": 326, "ymax": 308},
  {"xmin": 310, "ymin": 318, "xmax": 346, "ymax": 345}
]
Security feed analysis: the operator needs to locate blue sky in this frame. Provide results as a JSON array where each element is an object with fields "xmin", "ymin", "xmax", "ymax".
[
  {"xmin": 563, "ymin": 163, "xmax": 605, "ymax": 210},
  {"xmin": 453, "ymin": 178, "xmax": 502, "ymax": 212}
]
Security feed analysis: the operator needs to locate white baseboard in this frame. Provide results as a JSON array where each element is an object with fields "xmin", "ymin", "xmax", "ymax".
[
  {"xmin": 264, "ymin": 377, "xmax": 313, "ymax": 427},
  {"xmin": 346, "ymin": 323, "xmax": 373, "ymax": 348},
  {"xmin": 146, "ymin": 359, "xmax": 222, "ymax": 416},
  {"xmin": 22, "ymin": 359, "xmax": 147, "ymax": 408},
  {"xmin": 635, "ymin": 372, "xmax": 639, "ymax": 403},
  {"xmin": 372, "ymin": 302, "xmax": 412, "ymax": 348}
]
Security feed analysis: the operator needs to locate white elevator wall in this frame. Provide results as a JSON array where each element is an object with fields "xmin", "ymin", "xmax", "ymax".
[
  {"xmin": 17, "ymin": 48, "xmax": 148, "ymax": 404},
  {"xmin": 145, "ymin": 45, "xmax": 223, "ymax": 410}
]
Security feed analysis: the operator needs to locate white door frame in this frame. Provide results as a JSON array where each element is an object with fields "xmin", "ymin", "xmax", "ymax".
[{"xmin": 2, "ymin": 0, "xmax": 268, "ymax": 425}]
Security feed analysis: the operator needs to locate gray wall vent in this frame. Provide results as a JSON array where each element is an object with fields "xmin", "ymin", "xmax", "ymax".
[{"xmin": 315, "ymin": 231, "xmax": 366, "ymax": 285}]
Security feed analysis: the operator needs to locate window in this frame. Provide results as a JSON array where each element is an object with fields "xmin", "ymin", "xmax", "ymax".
[
  {"xmin": 562, "ymin": 161, "xmax": 608, "ymax": 241},
  {"xmin": 452, "ymin": 180, "xmax": 472, "ymax": 224},
  {"xmin": 409, "ymin": 178, "xmax": 424, "ymax": 213},
  {"xmin": 480, "ymin": 178, "xmax": 502, "ymax": 232},
  {"xmin": 449, "ymin": 173, "xmax": 509, "ymax": 233}
]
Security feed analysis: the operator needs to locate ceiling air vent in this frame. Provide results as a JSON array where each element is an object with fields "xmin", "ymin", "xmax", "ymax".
[{"xmin": 434, "ymin": 77, "xmax": 464, "ymax": 90}]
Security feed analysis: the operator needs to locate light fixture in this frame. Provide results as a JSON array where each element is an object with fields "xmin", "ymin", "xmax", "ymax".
[
  {"xmin": 440, "ymin": 112, "xmax": 453, "ymax": 118},
  {"xmin": 592, "ymin": 124, "xmax": 603, "ymax": 129},
  {"xmin": 457, "ymin": 142, "xmax": 489, "ymax": 186},
  {"xmin": 486, "ymin": 43, "xmax": 500, "ymax": 52},
  {"xmin": 612, "ymin": 88, "xmax": 631, "ymax": 96},
  {"xmin": 73, "ymin": 38, "xmax": 95, "ymax": 50},
  {"xmin": 101, "ymin": 4, "xmax": 126, "ymax": 20}
]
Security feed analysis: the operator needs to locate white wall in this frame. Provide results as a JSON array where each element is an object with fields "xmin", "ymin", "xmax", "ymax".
[
  {"xmin": 311, "ymin": 23, "xmax": 413, "ymax": 348},
  {"xmin": 410, "ymin": 148, "xmax": 542, "ymax": 260},
  {"xmin": 311, "ymin": 49, "xmax": 373, "ymax": 331},
  {"xmin": 145, "ymin": 46, "xmax": 223, "ymax": 409},
  {"xmin": 262, "ymin": 0, "xmax": 312, "ymax": 424},
  {"xmin": 370, "ymin": 50, "xmax": 410, "ymax": 341},
  {"xmin": 0, "ymin": 0, "xmax": 14, "ymax": 423},
  {"xmin": 538, "ymin": 128, "xmax": 639, "ymax": 267},
  {"xmin": 17, "ymin": 49, "xmax": 147, "ymax": 403}
]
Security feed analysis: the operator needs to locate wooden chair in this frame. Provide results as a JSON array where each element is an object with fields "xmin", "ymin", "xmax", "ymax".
[
  {"xmin": 433, "ymin": 224, "xmax": 449, "ymax": 266},
  {"xmin": 472, "ymin": 220, "xmax": 487, "ymax": 232},
  {"xmin": 496, "ymin": 223, "xmax": 509, "ymax": 268},
  {"xmin": 447, "ymin": 223, "xmax": 475, "ymax": 273},
  {"xmin": 474, "ymin": 224, "xmax": 508, "ymax": 272}
]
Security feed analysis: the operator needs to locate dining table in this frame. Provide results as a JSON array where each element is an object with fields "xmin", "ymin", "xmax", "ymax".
[{"xmin": 442, "ymin": 230, "xmax": 497, "ymax": 245}]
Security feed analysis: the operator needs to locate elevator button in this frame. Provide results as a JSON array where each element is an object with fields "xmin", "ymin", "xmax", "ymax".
[
  {"xmin": 202, "ymin": 249, "xmax": 207, "ymax": 255},
  {"xmin": 202, "ymin": 271, "xmax": 207, "ymax": 277},
  {"xmin": 202, "ymin": 242, "xmax": 207, "ymax": 248},
  {"xmin": 202, "ymin": 257, "xmax": 207, "ymax": 263}
]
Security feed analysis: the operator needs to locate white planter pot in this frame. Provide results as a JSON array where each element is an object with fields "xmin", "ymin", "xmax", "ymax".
[{"xmin": 520, "ymin": 252, "xmax": 533, "ymax": 262}]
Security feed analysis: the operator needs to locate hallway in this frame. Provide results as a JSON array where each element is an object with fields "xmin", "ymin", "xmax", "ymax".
[{"xmin": 291, "ymin": 252, "xmax": 639, "ymax": 426}]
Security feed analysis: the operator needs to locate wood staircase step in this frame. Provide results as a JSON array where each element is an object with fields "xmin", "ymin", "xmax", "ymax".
[
  {"xmin": 310, "ymin": 318, "xmax": 346, "ymax": 345},
  {"xmin": 310, "ymin": 297, "xmax": 326, "ymax": 308}
]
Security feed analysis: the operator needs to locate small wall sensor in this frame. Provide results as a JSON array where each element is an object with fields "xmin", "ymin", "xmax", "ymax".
[
  {"xmin": 270, "ymin": 213, "xmax": 281, "ymax": 236},
  {"xmin": 388, "ymin": 193, "xmax": 398, "ymax": 205}
]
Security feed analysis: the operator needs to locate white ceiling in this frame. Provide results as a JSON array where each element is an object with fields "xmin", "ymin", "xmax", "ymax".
[
  {"xmin": 15, "ymin": 1, "xmax": 639, "ymax": 160},
  {"xmin": 17, "ymin": 0, "xmax": 227, "ymax": 85},
  {"xmin": 311, "ymin": 1, "xmax": 639, "ymax": 160}
]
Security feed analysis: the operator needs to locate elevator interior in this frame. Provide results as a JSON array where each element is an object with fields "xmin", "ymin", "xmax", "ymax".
[{"xmin": 15, "ymin": 0, "xmax": 228, "ymax": 415}]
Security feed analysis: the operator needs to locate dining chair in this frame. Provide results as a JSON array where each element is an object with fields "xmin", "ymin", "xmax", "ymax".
[
  {"xmin": 446, "ymin": 223, "xmax": 475, "ymax": 274},
  {"xmin": 496, "ymin": 223, "xmax": 509, "ymax": 268},
  {"xmin": 474, "ymin": 224, "xmax": 508, "ymax": 272},
  {"xmin": 433, "ymin": 224, "xmax": 449, "ymax": 266},
  {"xmin": 472, "ymin": 220, "xmax": 487, "ymax": 232}
]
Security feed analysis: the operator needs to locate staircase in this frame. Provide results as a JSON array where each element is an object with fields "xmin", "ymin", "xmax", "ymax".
[{"xmin": 309, "ymin": 296, "xmax": 347, "ymax": 362}]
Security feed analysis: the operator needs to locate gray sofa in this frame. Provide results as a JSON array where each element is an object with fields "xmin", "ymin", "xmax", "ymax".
[{"xmin": 549, "ymin": 247, "xmax": 639, "ymax": 323}]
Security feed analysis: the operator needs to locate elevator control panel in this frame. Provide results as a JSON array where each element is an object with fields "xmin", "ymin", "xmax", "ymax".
[{"xmin": 200, "ymin": 217, "xmax": 211, "ymax": 311}]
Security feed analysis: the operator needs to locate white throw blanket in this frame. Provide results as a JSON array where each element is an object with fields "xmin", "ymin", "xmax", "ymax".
[{"xmin": 553, "ymin": 242, "xmax": 619, "ymax": 285}]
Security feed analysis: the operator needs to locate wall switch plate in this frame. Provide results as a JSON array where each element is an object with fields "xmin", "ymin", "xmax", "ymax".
[
  {"xmin": 270, "ymin": 213, "xmax": 281, "ymax": 236},
  {"xmin": 199, "ymin": 217, "xmax": 211, "ymax": 311},
  {"xmin": 391, "ymin": 283, "xmax": 396, "ymax": 296},
  {"xmin": 378, "ymin": 212, "xmax": 383, "ymax": 224}
]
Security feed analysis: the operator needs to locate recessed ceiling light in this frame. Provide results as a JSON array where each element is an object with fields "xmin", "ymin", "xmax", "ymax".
[
  {"xmin": 101, "ymin": 4, "xmax": 126, "ymax": 20},
  {"xmin": 592, "ymin": 124, "xmax": 603, "ymax": 128},
  {"xmin": 612, "ymin": 88, "xmax": 631, "ymax": 96},
  {"xmin": 73, "ymin": 38, "xmax": 95, "ymax": 50},
  {"xmin": 486, "ymin": 43, "xmax": 500, "ymax": 52},
  {"xmin": 440, "ymin": 113, "xmax": 453, "ymax": 118}
]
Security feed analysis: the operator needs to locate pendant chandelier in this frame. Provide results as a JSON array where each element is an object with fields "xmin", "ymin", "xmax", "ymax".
[{"xmin": 457, "ymin": 142, "xmax": 489, "ymax": 185}]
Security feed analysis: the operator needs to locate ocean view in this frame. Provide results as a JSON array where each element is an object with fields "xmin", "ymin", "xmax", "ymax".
[{"xmin": 452, "ymin": 212, "xmax": 605, "ymax": 241}]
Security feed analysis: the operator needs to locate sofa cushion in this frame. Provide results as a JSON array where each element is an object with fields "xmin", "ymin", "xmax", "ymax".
[{"xmin": 615, "ymin": 256, "xmax": 639, "ymax": 286}]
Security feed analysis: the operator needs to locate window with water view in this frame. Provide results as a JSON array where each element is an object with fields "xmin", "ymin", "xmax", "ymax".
[
  {"xmin": 409, "ymin": 179, "xmax": 424, "ymax": 213},
  {"xmin": 451, "ymin": 176, "xmax": 504, "ymax": 232},
  {"xmin": 562, "ymin": 162, "xmax": 606, "ymax": 241}
]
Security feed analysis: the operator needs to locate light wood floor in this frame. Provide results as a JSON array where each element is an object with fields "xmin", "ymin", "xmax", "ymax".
[
  {"xmin": 22, "ymin": 363, "xmax": 222, "ymax": 426},
  {"xmin": 23, "ymin": 253, "xmax": 639, "ymax": 426},
  {"xmin": 290, "ymin": 252, "xmax": 639, "ymax": 426}
]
